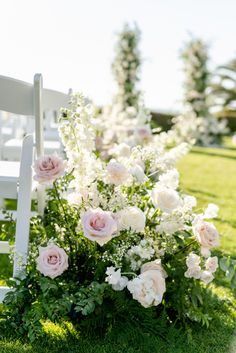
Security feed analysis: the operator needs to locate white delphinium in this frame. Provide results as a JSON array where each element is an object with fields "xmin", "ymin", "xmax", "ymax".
[
  {"xmin": 59, "ymin": 94, "xmax": 103, "ymax": 194},
  {"xmin": 105, "ymin": 267, "xmax": 128, "ymax": 291}
]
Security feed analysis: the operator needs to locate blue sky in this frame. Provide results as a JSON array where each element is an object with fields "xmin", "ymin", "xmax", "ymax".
[{"xmin": 1, "ymin": 0, "xmax": 235, "ymax": 110}]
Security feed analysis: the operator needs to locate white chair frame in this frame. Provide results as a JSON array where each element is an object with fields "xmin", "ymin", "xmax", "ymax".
[
  {"xmin": 0, "ymin": 74, "xmax": 69, "ymax": 213},
  {"xmin": 0, "ymin": 134, "xmax": 34, "ymax": 302}
]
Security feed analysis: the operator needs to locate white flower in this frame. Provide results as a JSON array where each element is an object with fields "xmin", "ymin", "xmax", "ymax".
[
  {"xmin": 186, "ymin": 253, "xmax": 201, "ymax": 268},
  {"xmin": 200, "ymin": 270, "xmax": 214, "ymax": 284},
  {"xmin": 183, "ymin": 195, "xmax": 197, "ymax": 209},
  {"xmin": 193, "ymin": 219, "xmax": 220, "ymax": 256},
  {"xmin": 158, "ymin": 169, "xmax": 179, "ymax": 190},
  {"xmin": 106, "ymin": 161, "xmax": 129, "ymax": 186},
  {"xmin": 117, "ymin": 206, "xmax": 146, "ymax": 233},
  {"xmin": 184, "ymin": 266, "xmax": 202, "ymax": 279},
  {"xmin": 66, "ymin": 192, "xmax": 82, "ymax": 207},
  {"xmin": 112, "ymin": 143, "xmax": 131, "ymax": 157},
  {"xmin": 203, "ymin": 203, "xmax": 219, "ymax": 219},
  {"xmin": 127, "ymin": 262, "xmax": 166, "ymax": 308},
  {"xmin": 205, "ymin": 256, "xmax": 218, "ymax": 273},
  {"xmin": 151, "ymin": 186, "xmax": 182, "ymax": 213},
  {"xmin": 105, "ymin": 267, "xmax": 128, "ymax": 291},
  {"xmin": 184, "ymin": 253, "xmax": 202, "ymax": 279},
  {"xmin": 130, "ymin": 164, "xmax": 148, "ymax": 183}
]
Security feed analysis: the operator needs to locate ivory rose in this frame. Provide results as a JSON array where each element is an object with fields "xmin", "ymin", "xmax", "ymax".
[
  {"xmin": 117, "ymin": 206, "xmax": 146, "ymax": 233},
  {"xmin": 81, "ymin": 208, "xmax": 117, "ymax": 245},
  {"xmin": 106, "ymin": 161, "xmax": 129, "ymax": 186},
  {"xmin": 36, "ymin": 243, "xmax": 68, "ymax": 279},
  {"xmin": 205, "ymin": 256, "xmax": 218, "ymax": 273},
  {"xmin": 193, "ymin": 219, "xmax": 220, "ymax": 256},
  {"xmin": 151, "ymin": 186, "xmax": 182, "ymax": 213},
  {"xmin": 127, "ymin": 259, "xmax": 166, "ymax": 308},
  {"xmin": 33, "ymin": 154, "xmax": 66, "ymax": 184}
]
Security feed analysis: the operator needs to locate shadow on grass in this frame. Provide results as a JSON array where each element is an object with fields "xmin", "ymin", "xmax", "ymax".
[
  {"xmin": 0, "ymin": 285, "xmax": 235, "ymax": 353},
  {"xmin": 191, "ymin": 149, "xmax": 236, "ymax": 161},
  {"xmin": 185, "ymin": 188, "xmax": 217, "ymax": 199}
]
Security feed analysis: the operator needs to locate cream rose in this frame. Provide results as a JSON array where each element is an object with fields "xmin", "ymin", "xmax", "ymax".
[
  {"xmin": 81, "ymin": 208, "xmax": 117, "ymax": 246},
  {"xmin": 127, "ymin": 264, "xmax": 166, "ymax": 308},
  {"xmin": 106, "ymin": 161, "xmax": 129, "ymax": 186},
  {"xmin": 141, "ymin": 259, "xmax": 167, "ymax": 279},
  {"xmin": 193, "ymin": 220, "xmax": 220, "ymax": 256},
  {"xmin": 205, "ymin": 256, "xmax": 218, "ymax": 273},
  {"xmin": 200, "ymin": 270, "xmax": 214, "ymax": 284},
  {"xmin": 151, "ymin": 186, "xmax": 182, "ymax": 213},
  {"xmin": 117, "ymin": 206, "xmax": 146, "ymax": 233},
  {"xmin": 33, "ymin": 154, "xmax": 66, "ymax": 184},
  {"xmin": 36, "ymin": 243, "xmax": 69, "ymax": 279}
]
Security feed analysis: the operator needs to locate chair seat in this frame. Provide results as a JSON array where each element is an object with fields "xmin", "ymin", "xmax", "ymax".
[
  {"xmin": 2, "ymin": 138, "xmax": 62, "ymax": 161},
  {"xmin": 0, "ymin": 161, "xmax": 20, "ymax": 181}
]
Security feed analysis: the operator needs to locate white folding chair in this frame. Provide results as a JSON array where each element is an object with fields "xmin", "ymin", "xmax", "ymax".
[
  {"xmin": 0, "ymin": 74, "xmax": 69, "ymax": 214},
  {"xmin": 1, "ymin": 75, "xmax": 69, "ymax": 161},
  {"xmin": 0, "ymin": 134, "xmax": 34, "ymax": 302}
]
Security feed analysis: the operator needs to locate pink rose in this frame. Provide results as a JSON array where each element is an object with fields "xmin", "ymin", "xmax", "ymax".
[
  {"xmin": 81, "ymin": 208, "xmax": 117, "ymax": 246},
  {"xmin": 33, "ymin": 154, "xmax": 66, "ymax": 184},
  {"xmin": 36, "ymin": 243, "xmax": 69, "ymax": 279},
  {"xmin": 193, "ymin": 220, "xmax": 220, "ymax": 256}
]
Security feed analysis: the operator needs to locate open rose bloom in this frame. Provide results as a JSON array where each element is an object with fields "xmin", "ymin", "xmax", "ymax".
[
  {"xmin": 81, "ymin": 208, "xmax": 118, "ymax": 246},
  {"xmin": 33, "ymin": 154, "xmax": 66, "ymax": 184},
  {"xmin": 36, "ymin": 243, "xmax": 69, "ymax": 279}
]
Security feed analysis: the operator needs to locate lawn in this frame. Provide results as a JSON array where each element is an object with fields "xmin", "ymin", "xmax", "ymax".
[{"xmin": 0, "ymin": 145, "xmax": 235, "ymax": 353}]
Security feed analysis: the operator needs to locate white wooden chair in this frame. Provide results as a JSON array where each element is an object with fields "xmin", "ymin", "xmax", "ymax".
[
  {"xmin": 0, "ymin": 134, "xmax": 34, "ymax": 302},
  {"xmin": 0, "ymin": 74, "xmax": 69, "ymax": 214}
]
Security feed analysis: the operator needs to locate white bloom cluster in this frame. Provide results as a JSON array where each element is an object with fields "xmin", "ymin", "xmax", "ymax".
[
  {"xmin": 112, "ymin": 23, "xmax": 141, "ymax": 111},
  {"xmin": 105, "ymin": 267, "xmax": 128, "ymax": 291},
  {"xmin": 171, "ymin": 113, "xmax": 229, "ymax": 147},
  {"xmin": 184, "ymin": 253, "xmax": 218, "ymax": 284},
  {"xmin": 59, "ymin": 94, "xmax": 102, "ymax": 193},
  {"xmin": 126, "ymin": 239, "xmax": 155, "ymax": 271}
]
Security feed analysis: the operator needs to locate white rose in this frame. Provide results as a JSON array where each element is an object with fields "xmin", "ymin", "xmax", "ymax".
[
  {"xmin": 193, "ymin": 219, "xmax": 220, "ymax": 256},
  {"xmin": 117, "ymin": 206, "xmax": 146, "ymax": 233},
  {"xmin": 184, "ymin": 265, "xmax": 202, "ymax": 279},
  {"xmin": 205, "ymin": 256, "xmax": 218, "ymax": 273},
  {"xmin": 114, "ymin": 143, "xmax": 131, "ymax": 157},
  {"xmin": 186, "ymin": 253, "xmax": 201, "ymax": 268},
  {"xmin": 151, "ymin": 186, "xmax": 182, "ymax": 213},
  {"xmin": 203, "ymin": 203, "xmax": 219, "ymax": 219},
  {"xmin": 200, "ymin": 270, "xmax": 214, "ymax": 284},
  {"xmin": 141, "ymin": 259, "xmax": 167, "ymax": 279},
  {"xmin": 130, "ymin": 164, "xmax": 148, "ymax": 183},
  {"xmin": 106, "ymin": 161, "xmax": 129, "ymax": 186},
  {"xmin": 127, "ymin": 267, "xmax": 166, "ymax": 308},
  {"xmin": 159, "ymin": 169, "xmax": 179, "ymax": 190}
]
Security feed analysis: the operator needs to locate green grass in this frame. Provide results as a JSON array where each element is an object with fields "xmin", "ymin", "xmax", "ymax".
[{"xmin": 0, "ymin": 146, "xmax": 236, "ymax": 353}]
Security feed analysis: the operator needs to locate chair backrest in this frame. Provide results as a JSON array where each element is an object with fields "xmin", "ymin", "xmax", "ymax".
[
  {"xmin": 0, "ymin": 74, "xmax": 69, "ymax": 158},
  {"xmin": 0, "ymin": 134, "xmax": 34, "ymax": 302}
]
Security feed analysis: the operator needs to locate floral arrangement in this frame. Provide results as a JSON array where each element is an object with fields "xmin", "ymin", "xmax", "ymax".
[
  {"xmin": 171, "ymin": 112, "xmax": 229, "ymax": 146},
  {"xmin": 112, "ymin": 23, "xmax": 141, "ymax": 112},
  {"xmin": 171, "ymin": 38, "xmax": 228, "ymax": 146},
  {"xmin": 2, "ymin": 94, "xmax": 235, "ymax": 341}
]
